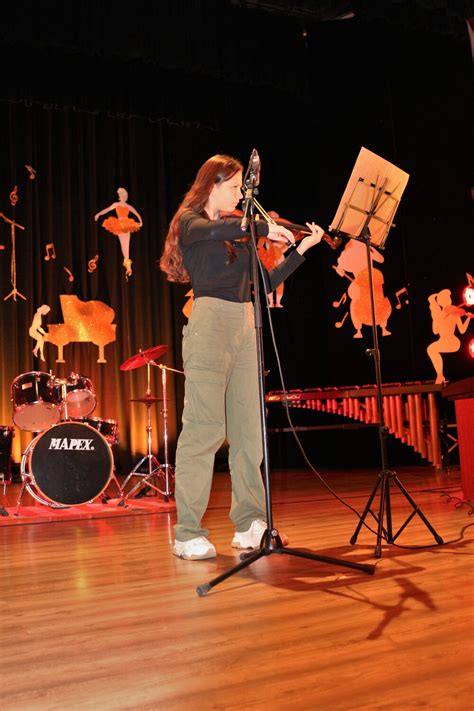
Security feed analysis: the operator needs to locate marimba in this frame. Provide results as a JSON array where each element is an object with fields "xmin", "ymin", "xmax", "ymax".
[{"xmin": 266, "ymin": 382, "xmax": 444, "ymax": 469}]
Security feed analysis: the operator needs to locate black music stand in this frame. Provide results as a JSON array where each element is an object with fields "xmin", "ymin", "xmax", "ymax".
[
  {"xmin": 196, "ymin": 150, "xmax": 375, "ymax": 596},
  {"xmin": 328, "ymin": 148, "xmax": 443, "ymax": 557}
]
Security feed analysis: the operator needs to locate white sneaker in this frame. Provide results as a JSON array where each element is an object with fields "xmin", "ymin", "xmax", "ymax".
[
  {"xmin": 173, "ymin": 536, "xmax": 217, "ymax": 560},
  {"xmin": 231, "ymin": 520, "xmax": 289, "ymax": 549}
]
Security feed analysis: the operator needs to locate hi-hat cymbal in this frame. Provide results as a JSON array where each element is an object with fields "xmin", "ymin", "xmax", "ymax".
[{"xmin": 120, "ymin": 345, "xmax": 168, "ymax": 371}]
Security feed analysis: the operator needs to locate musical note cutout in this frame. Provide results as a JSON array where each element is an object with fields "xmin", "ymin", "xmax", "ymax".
[
  {"xmin": 9, "ymin": 186, "xmax": 18, "ymax": 207},
  {"xmin": 25, "ymin": 164, "xmax": 37, "ymax": 180},
  {"xmin": 88, "ymin": 254, "xmax": 99, "ymax": 273},
  {"xmin": 332, "ymin": 292, "xmax": 347, "ymax": 308},
  {"xmin": 44, "ymin": 243, "xmax": 56, "ymax": 261},
  {"xmin": 183, "ymin": 289, "xmax": 194, "ymax": 319},
  {"xmin": 335, "ymin": 312, "xmax": 349, "ymax": 328},
  {"xmin": 395, "ymin": 287, "xmax": 409, "ymax": 310},
  {"xmin": 63, "ymin": 267, "xmax": 74, "ymax": 282}
]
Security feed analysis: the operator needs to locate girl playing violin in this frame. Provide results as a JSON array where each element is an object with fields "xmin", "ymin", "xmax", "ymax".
[{"xmin": 160, "ymin": 153, "xmax": 324, "ymax": 560}]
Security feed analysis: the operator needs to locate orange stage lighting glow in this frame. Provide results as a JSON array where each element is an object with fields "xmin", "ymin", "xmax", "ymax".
[
  {"xmin": 463, "ymin": 286, "xmax": 474, "ymax": 306},
  {"xmin": 468, "ymin": 338, "xmax": 474, "ymax": 359}
]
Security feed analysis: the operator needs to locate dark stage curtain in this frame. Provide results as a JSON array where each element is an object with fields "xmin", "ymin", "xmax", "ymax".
[
  {"xmin": 0, "ymin": 101, "xmax": 210, "ymax": 468},
  {"xmin": 0, "ymin": 2, "xmax": 472, "ymax": 470}
]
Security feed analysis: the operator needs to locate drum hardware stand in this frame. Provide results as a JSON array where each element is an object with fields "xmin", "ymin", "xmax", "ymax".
[
  {"xmin": 154, "ymin": 363, "xmax": 181, "ymax": 498},
  {"xmin": 0, "ymin": 212, "xmax": 26, "ymax": 301},
  {"xmin": 14, "ymin": 436, "xmax": 70, "ymax": 514},
  {"xmin": 325, "ymin": 157, "xmax": 443, "ymax": 557},
  {"xmin": 59, "ymin": 381, "xmax": 69, "ymax": 421},
  {"xmin": 196, "ymin": 150, "xmax": 375, "ymax": 597},
  {"xmin": 119, "ymin": 352, "xmax": 180, "ymax": 504}
]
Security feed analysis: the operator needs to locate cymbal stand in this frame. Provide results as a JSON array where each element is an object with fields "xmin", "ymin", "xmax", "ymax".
[
  {"xmin": 151, "ymin": 363, "xmax": 183, "ymax": 499},
  {"xmin": 120, "ymin": 361, "xmax": 173, "ymax": 503}
]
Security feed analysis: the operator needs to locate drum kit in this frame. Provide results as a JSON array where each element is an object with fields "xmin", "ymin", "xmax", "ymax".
[{"xmin": 3, "ymin": 345, "xmax": 180, "ymax": 514}]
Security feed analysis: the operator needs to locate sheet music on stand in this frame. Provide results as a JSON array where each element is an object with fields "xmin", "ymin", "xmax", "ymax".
[{"xmin": 329, "ymin": 147, "xmax": 410, "ymax": 248}]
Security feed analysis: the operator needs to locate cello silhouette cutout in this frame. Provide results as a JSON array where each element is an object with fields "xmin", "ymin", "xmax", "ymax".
[{"xmin": 333, "ymin": 239, "xmax": 392, "ymax": 338}]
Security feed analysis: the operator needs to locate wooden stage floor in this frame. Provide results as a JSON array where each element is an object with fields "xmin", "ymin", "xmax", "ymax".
[{"xmin": 1, "ymin": 465, "xmax": 473, "ymax": 710}]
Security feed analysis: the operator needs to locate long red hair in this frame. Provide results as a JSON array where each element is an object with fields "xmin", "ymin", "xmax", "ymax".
[{"xmin": 160, "ymin": 154, "xmax": 243, "ymax": 283}]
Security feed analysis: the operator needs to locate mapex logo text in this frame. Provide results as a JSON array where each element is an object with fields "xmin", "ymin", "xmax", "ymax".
[{"xmin": 48, "ymin": 438, "xmax": 95, "ymax": 451}]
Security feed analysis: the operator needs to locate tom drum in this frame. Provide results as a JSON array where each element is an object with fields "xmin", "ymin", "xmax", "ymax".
[
  {"xmin": 82, "ymin": 417, "xmax": 119, "ymax": 446},
  {"xmin": 11, "ymin": 371, "xmax": 61, "ymax": 432},
  {"xmin": 56, "ymin": 373, "xmax": 96, "ymax": 419}
]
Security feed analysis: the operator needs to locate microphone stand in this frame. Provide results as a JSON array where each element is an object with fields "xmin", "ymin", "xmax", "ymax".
[{"xmin": 196, "ymin": 157, "xmax": 375, "ymax": 596}]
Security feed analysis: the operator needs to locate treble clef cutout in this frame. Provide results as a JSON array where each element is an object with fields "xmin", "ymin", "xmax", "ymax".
[{"xmin": 88, "ymin": 255, "xmax": 99, "ymax": 273}]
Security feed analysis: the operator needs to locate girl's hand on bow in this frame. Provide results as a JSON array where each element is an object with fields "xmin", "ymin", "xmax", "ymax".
[{"xmin": 297, "ymin": 222, "xmax": 324, "ymax": 255}]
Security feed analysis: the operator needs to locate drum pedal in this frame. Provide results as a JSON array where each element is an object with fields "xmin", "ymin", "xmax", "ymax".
[{"xmin": 134, "ymin": 485, "xmax": 151, "ymax": 499}]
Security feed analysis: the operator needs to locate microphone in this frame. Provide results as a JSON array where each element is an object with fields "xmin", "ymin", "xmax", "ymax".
[
  {"xmin": 249, "ymin": 148, "xmax": 260, "ymax": 186},
  {"xmin": 241, "ymin": 149, "xmax": 261, "ymax": 230},
  {"xmin": 243, "ymin": 148, "xmax": 261, "ymax": 188}
]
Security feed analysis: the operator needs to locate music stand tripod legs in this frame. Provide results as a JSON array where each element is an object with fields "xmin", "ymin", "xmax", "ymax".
[{"xmin": 348, "ymin": 227, "xmax": 443, "ymax": 557}]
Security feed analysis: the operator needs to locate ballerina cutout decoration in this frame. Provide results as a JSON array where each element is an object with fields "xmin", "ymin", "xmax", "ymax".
[
  {"xmin": 29, "ymin": 304, "xmax": 50, "ymax": 361},
  {"xmin": 427, "ymin": 289, "xmax": 473, "ymax": 384},
  {"xmin": 95, "ymin": 187, "xmax": 143, "ymax": 279},
  {"xmin": 333, "ymin": 239, "xmax": 392, "ymax": 338}
]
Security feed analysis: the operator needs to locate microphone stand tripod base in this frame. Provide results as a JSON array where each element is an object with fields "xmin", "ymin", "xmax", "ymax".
[{"xmin": 196, "ymin": 531, "xmax": 375, "ymax": 597}]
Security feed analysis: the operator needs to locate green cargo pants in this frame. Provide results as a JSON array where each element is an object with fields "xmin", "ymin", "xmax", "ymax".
[{"xmin": 174, "ymin": 297, "xmax": 266, "ymax": 541}]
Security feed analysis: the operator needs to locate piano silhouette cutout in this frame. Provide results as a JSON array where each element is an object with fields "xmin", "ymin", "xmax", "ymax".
[{"xmin": 46, "ymin": 295, "xmax": 116, "ymax": 363}]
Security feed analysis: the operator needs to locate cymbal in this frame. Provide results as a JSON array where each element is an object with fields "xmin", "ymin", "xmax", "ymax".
[
  {"xmin": 129, "ymin": 396, "xmax": 173, "ymax": 404},
  {"xmin": 120, "ymin": 345, "xmax": 168, "ymax": 371}
]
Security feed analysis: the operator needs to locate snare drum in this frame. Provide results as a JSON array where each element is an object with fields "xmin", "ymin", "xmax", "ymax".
[
  {"xmin": 83, "ymin": 417, "xmax": 119, "ymax": 446},
  {"xmin": 11, "ymin": 371, "xmax": 61, "ymax": 432},
  {"xmin": 21, "ymin": 421, "xmax": 113, "ymax": 506},
  {"xmin": 56, "ymin": 373, "xmax": 96, "ymax": 419},
  {"xmin": 0, "ymin": 425, "xmax": 14, "ymax": 487}
]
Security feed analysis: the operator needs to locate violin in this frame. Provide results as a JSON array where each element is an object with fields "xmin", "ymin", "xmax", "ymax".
[{"xmin": 221, "ymin": 209, "xmax": 341, "ymax": 250}]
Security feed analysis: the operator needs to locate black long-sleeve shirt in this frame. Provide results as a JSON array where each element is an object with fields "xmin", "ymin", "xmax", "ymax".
[{"xmin": 179, "ymin": 210, "xmax": 305, "ymax": 303}]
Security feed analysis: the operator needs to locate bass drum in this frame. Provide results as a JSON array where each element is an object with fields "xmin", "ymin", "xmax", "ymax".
[{"xmin": 21, "ymin": 421, "xmax": 113, "ymax": 506}]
